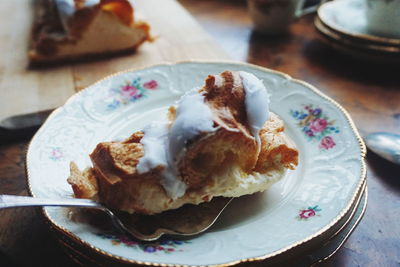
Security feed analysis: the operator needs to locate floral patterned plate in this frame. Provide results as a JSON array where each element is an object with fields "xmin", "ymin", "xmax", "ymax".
[{"xmin": 26, "ymin": 61, "xmax": 366, "ymax": 266}]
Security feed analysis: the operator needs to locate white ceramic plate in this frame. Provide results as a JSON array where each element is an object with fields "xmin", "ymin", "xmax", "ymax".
[
  {"xmin": 26, "ymin": 61, "xmax": 366, "ymax": 266},
  {"xmin": 318, "ymin": 0, "xmax": 400, "ymax": 46}
]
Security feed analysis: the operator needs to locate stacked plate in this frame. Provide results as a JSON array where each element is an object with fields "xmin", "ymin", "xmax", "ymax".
[
  {"xmin": 315, "ymin": 0, "xmax": 400, "ymax": 62},
  {"xmin": 26, "ymin": 61, "xmax": 367, "ymax": 266}
]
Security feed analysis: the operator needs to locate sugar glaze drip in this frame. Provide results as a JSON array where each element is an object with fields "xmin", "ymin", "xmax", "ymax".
[
  {"xmin": 137, "ymin": 89, "xmax": 216, "ymax": 199},
  {"xmin": 239, "ymin": 71, "xmax": 270, "ymax": 146}
]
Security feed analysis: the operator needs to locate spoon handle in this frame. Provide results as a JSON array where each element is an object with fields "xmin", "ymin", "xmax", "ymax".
[{"xmin": 0, "ymin": 195, "xmax": 101, "ymax": 209}]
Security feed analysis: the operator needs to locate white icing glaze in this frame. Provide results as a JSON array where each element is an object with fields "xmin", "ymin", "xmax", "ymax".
[
  {"xmin": 169, "ymin": 89, "xmax": 216, "ymax": 162},
  {"xmin": 55, "ymin": 0, "xmax": 100, "ymax": 14},
  {"xmin": 137, "ymin": 88, "xmax": 216, "ymax": 199},
  {"xmin": 55, "ymin": 0, "xmax": 75, "ymax": 17},
  {"xmin": 83, "ymin": 0, "xmax": 100, "ymax": 7},
  {"xmin": 55, "ymin": 0, "xmax": 100, "ymax": 32},
  {"xmin": 136, "ymin": 122, "xmax": 187, "ymax": 199},
  {"xmin": 136, "ymin": 122, "xmax": 169, "ymax": 173},
  {"xmin": 158, "ymin": 168, "xmax": 187, "ymax": 200},
  {"xmin": 239, "ymin": 71, "xmax": 270, "ymax": 144}
]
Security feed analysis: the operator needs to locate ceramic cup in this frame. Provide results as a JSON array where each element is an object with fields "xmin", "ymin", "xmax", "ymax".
[
  {"xmin": 247, "ymin": 0, "xmax": 319, "ymax": 34},
  {"xmin": 365, "ymin": 0, "xmax": 400, "ymax": 38}
]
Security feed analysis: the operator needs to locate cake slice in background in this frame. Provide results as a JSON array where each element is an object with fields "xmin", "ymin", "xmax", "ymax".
[{"xmin": 29, "ymin": 0, "xmax": 151, "ymax": 64}]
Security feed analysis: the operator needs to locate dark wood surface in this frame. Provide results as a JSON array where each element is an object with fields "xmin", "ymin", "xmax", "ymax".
[{"xmin": 1, "ymin": 0, "xmax": 400, "ymax": 266}]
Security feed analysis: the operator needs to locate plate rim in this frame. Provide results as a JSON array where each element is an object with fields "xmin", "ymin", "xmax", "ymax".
[
  {"xmin": 314, "ymin": 17, "xmax": 400, "ymax": 63},
  {"xmin": 313, "ymin": 184, "xmax": 368, "ymax": 265},
  {"xmin": 52, "ymin": 183, "xmax": 368, "ymax": 267},
  {"xmin": 25, "ymin": 60, "xmax": 367, "ymax": 267},
  {"xmin": 315, "ymin": 16, "xmax": 400, "ymax": 54},
  {"xmin": 317, "ymin": 0, "xmax": 400, "ymax": 46}
]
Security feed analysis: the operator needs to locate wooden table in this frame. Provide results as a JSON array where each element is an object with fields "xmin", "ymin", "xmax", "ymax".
[{"xmin": 1, "ymin": 0, "xmax": 399, "ymax": 266}]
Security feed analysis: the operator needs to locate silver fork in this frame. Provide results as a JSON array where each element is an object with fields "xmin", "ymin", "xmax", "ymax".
[{"xmin": 0, "ymin": 195, "xmax": 232, "ymax": 241}]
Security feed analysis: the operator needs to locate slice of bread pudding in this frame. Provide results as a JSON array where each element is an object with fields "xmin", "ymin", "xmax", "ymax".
[{"xmin": 68, "ymin": 71, "xmax": 298, "ymax": 214}]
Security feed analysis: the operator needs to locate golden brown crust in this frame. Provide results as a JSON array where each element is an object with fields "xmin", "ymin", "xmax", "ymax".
[
  {"xmin": 255, "ymin": 113, "xmax": 298, "ymax": 173},
  {"xmin": 67, "ymin": 162, "xmax": 98, "ymax": 199},
  {"xmin": 89, "ymin": 135, "xmax": 146, "ymax": 185}
]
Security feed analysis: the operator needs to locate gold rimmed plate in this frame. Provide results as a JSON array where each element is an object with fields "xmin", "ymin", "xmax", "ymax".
[
  {"xmin": 53, "ymin": 181, "xmax": 368, "ymax": 266},
  {"xmin": 26, "ymin": 61, "xmax": 366, "ymax": 266}
]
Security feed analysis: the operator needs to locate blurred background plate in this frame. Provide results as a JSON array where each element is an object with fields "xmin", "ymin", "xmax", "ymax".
[
  {"xmin": 317, "ymin": 0, "xmax": 400, "ymax": 46},
  {"xmin": 314, "ymin": 17, "xmax": 400, "ymax": 63}
]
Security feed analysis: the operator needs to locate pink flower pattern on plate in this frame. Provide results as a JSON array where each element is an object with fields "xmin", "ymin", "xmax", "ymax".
[
  {"xmin": 107, "ymin": 78, "xmax": 158, "ymax": 110},
  {"xmin": 290, "ymin": 104, "xmax": 340, "ymax": 150},
  {"xmin": 320, "ymin": 136, "xmax": 336, "ymax": 149},
  {"xmin": 49, "ymin": 147, "xmax": 64, "ymax": 161},
  {"xmin": 298, "ymin": 205, "xmax": 321, "ymax": 220},
  {"xmin": 143, "ymin": 80, "xmax": 158, "ymax": 89},
  {"xmin": 310, "ymin": 118, "xmax": 328, "ymax": 133},
  {"xmin": 121, "ymin": 85, "xmax": 140, "ymax": 98}
]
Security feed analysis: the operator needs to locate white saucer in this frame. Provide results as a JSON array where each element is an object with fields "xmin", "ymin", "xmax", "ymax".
[{"xmin": 318, "ymin": 0, "xmax": 400, "ymax": 46}]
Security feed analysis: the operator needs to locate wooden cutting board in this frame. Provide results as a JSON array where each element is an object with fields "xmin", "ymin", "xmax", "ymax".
[{"xmin": 0, "ymin": 0, "xmax": 229, "ymax": 121}]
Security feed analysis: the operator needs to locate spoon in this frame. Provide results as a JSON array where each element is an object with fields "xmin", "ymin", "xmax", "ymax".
[
  {"xmin": 365, "ymin": 132, "xmax": 400, "ymax": 165},
  {"xmin": 0, "ymin": 195, "xmax": 233, "ymax": 241}
]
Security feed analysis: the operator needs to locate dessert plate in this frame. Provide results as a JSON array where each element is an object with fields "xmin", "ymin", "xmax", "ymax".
[
  {"xmin": 318, "ymin": 0, "xmax": 400, "ymax": 46},
  {"xmin": 26, "ymin": 61, "xmax": 366, "ymax": 266}
]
